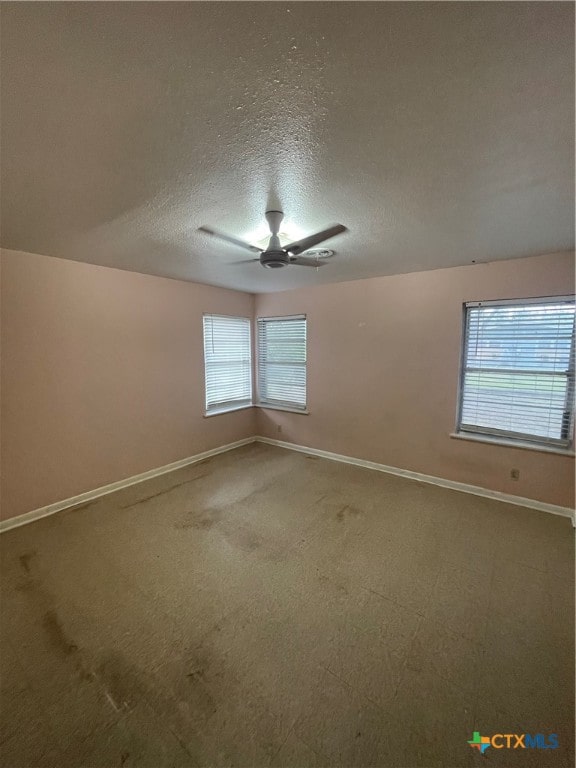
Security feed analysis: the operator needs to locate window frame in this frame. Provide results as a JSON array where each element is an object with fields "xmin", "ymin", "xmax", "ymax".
[
  {"xmin": 202, "ymin": 313, "xmax": 253, "ymax": 417},
  {"xmin": 256, "ymin": 314, "xmax": 308, "ymax": 413},
  {"xmin": 456, "ymin": 295, "xmax": 576, "ymax": 450}
]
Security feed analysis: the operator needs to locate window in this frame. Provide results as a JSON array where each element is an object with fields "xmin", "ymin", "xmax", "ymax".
[
  {"xmin": 257, "ymin": 315, "xmax": 307, "ymax": 411},
  {"xmin": 203, "ymin": 315, "xmax": 252, "ymax": 414},
  {"xmin": 457, "ymin": 297, "xmax": 575, "ymax": 448}
]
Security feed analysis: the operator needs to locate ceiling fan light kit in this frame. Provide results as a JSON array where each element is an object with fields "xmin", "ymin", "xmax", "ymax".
[{"xmin": 198, "ymin": 210, "xmax": 347, "ymax": 270}]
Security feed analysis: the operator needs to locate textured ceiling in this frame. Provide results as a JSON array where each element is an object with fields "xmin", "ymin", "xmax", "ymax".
[{"xmin": 1, "ymin": 2, "xmax": 574, "ymax": 293}]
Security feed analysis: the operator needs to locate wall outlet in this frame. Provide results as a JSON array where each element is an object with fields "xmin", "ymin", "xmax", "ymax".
[
  {"xmin": 510, "ymin": 468, "xmax": 520, "ymax": 480},
  {"xmin": 277, "ymin": 424, "xmax": 282, "ymax": 434}
]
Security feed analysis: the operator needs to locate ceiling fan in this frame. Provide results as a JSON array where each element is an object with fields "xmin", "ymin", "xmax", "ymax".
[{"xmin": 198, "ymin": 210, "xmax": 347, "ymax": 269}]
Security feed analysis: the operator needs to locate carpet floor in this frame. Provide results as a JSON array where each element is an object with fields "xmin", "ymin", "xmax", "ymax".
[{"xmin": 0, "ymin": 442, "xmax": 574, "ymax": 767}]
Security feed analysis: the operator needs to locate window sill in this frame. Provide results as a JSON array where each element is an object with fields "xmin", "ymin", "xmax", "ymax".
[
  {"xmin": 204, "ymin": 404, "xmax": 254, "ymax": 418},
  {"xmin": 205, "ymin": 403, "xmax": 310, "ymax": 417},
  {"xmin": 256, "ymin": 403, "xmax": 309, "ymax": 415},
  {"xmin": 450, "ymin": 432, "xmax": 575, "ymax": 457}
]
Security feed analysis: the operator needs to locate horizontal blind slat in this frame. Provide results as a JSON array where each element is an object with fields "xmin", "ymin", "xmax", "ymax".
[
  {"xmin": 203, "ymin": 315, "xmax": 252, "ymax": 412},
  {"xmin": 459, "ymin": 298, "xmax": 575, "ymax": 444},
  {"xmin": 257, "ymin": 316, "xmax": 307, "ymax": 409}
]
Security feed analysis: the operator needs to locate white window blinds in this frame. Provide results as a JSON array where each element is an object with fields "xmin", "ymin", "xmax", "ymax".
[
  {"xmin": 458, "ymin": 297, "xmax": 575, "ymax": 447},
  {"xmin": 203, "ymin": 315, "xmax": 252, "ymax": 414},
  {"xmin": 257, "ymin": 315, "xmax": 307, "ymax": 410}
]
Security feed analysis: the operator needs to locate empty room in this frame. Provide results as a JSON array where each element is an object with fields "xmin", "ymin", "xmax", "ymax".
[{"xmin": 0, "ymin": 2, "xmax": 574, "ymax": 767}]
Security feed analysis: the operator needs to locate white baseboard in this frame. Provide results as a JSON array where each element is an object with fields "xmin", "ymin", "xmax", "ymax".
[
  {"xmin": 2, "ymin": 433, "xmax": 573, "ymax": 533},
  {"xmin": 256, "ymin": 436, "xmax": 576, "ymax": 526},
  {"xmin": 0, "ymin": 437, "xmax": 257, "ymax": 534}
]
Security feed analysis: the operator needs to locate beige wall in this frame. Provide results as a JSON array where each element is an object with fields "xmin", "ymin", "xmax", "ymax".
[
  {"xmin": 0, "ymin": 249, "xmax": 256, "ymax": 520},
  {"xmin": 255, "ymin": 252, "xmax": 575, "ymax": 509},
  {"xmin": 2, "ymin": 248, "xmax": 573, "ymax": 522}
]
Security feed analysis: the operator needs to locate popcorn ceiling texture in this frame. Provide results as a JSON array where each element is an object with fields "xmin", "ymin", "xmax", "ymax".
[{"xmin": 1, "ymin": 2, "xmax": 574, "ymax": 293}]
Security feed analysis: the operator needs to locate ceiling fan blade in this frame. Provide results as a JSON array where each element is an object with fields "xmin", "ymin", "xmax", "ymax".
[
  {"xmin": 290, "ymin": 257, "xmax": 327, "ymax": 267},
  {"xmin": 284, "ymin": 224, "xmax": 347, "ymax": 255},
  {"xmin": 198, "ymin": 226, "xmax": 262, "ymax": 254},
  {"xmin": 230, "ymin": 258, "xmax": 260, "ymax": 265}
]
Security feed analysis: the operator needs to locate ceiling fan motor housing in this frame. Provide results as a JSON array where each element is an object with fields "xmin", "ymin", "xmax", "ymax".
[
  {"xmin": 198, "ymin": 208, "xmax": 347, "ymax": 270},
  {"xmin": 261, "ymin": 250, "xmax": 290, "ymax": 269}
]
